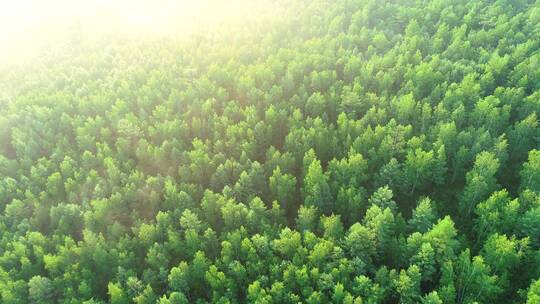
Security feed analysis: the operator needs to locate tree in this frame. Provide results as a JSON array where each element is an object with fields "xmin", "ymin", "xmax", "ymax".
[
  {"xmin": 394, "ymin": 265, "xmax": 422, "ymax": 304},
  {"xmin": 475, "ymin": 190, "xmax": 519, "ymax": 241},
  {"xmin": 247, "ymin": 280, "xmax": 272, "ymax": 304},
  {"xmin": 481, "ymin": 233, "xmax": 527, "ymax": 283},
  {"xmin": 159, "ymin": 292, "xmax": 189, "ymax": 304},
  {"xmin": 269, "ymin": 167, "xmax": 297, "ymax": 219},
  {"xmin": 455, "ymin": 250, "xmax": 501, "ymax": 304},
  {"xmin": 527, "ymin": 279, "xmax": 540, "ymax": 304},
  {"xmin": 521, "ymin": 207, "xmax": 540, "ymax": 247},
  {"xmin": 410, "ymin": 242, "xmax": 437, "ymax": 283},
  {"xmin": 296, "ymin": 205, "xmax": 318, "ymax": 232},
  {"xmin": 345, "ymin": 223, "xmax": 376, "ymax": 268},
  {"xmin": 368, "ymin": 186, "xmax": 397, "ymax": 213},
  {"xmin": 403, "ymin": 148, "xmax": 436, "ymax": 195},
  {"xmin": 321, "ymin": 214, "xmax": 344, "ymax": 240},
  {"xmin": 421, "ymin": 291, "xmax": 443, "ymax": 304},
  {"xmin": 409, "ymin": 198, "xmax": 437, "ymax": 233},
  {"xmin": 363, "ymin": 205, "xmax": 398, "ymax": 265},
  {"xmin": 49, "ymin": 203, "xmax": 83, "ymax": 238},
  {"xmin": 232, "ymin": 162, "xmax": 267, "ymax": 203},
  {"xmin": 423, "ymin": 216, "xmax": 460, "ymax": 263},
  {"xmin": 168, "ymin": 262, "xmax": 190, "ymax": 294},
  {"xmin": 303, "ymin": 158, "xmax": 332, "ymax": 214},
  {"xmin": 306, "ymin": 92, "xmax": 327, "ymax": 118},
  {"xmin": 459, "ymin": 151, "xmax": 500, "ymax": 218},
  {"xmin": 335, "ymin": 186, "xmax": 366, "ymax": 225},
  {"xmin": 273, "ymin": 228, "xmax": 302, "ymax": 258},
  {"xmin": 190, "ymin": 251, "xmax": 210, "ymax": 298},
  {"xmin": 28, "ymin": 276, "xmax": 55, "ymax": 304},
  {"xmin": 520, "ymin": 149, "xmax": 540, "ymax": 192},
  {"xmin": 508, "ymin": 114, "xmax": 538, "ymax": 170},
  {"xmin": 374, "ymin": 158, "xmax": 403, "ymax": 191},
  {"xmin": 327, "ymin": 149, "xmax": 368, "ymax": 192}
]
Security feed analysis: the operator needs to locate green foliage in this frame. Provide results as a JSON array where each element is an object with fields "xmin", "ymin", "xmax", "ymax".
[
  {"xmin": 460, "ymin": 151, "xmax": 500, "ymax": 218},
  {"xmin": 521, "ymin": 150, "xmax": 540, "ymax": 192},
  {"xmin": 527, "ymin": 279, "xmax": 540, "ymax": 304},
  {"xmin": 409, "ymin": 198, "xmax": 437, "ymax": 233},
  {"xmin": 28, "ymin": 276, "xmax": 55, "ymax": 304},
  {"xmin": 0, "ymin": 0, "xmax": 539, "ymax": 303},
  {"xmin": 303, "ymin": 157, "xmax": 332, "ymax": 213},
  {"xmin": 269, "ymin": 167, "xmax": 297, "ymax": 219}
]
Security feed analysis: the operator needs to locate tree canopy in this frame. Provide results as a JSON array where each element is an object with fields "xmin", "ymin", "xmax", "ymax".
[{"xmin": 0, "ymin": 0, "xmax": 539, "ymax": 303}]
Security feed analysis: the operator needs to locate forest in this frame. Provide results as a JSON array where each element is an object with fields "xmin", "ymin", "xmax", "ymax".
[{"xmin": 1, "ymin": 0, "xmax": 540, "ymax": 303}]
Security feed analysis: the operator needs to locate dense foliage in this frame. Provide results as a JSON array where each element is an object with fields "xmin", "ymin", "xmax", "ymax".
[{"xmin": 1, "ymin": 0, "xmax": 540, "ymax": 303}]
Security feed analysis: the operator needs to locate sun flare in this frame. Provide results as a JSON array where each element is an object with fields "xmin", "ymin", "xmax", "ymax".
[{"xmin": 0, "ymin": 0, "xmax": 257, "ymax": 65}]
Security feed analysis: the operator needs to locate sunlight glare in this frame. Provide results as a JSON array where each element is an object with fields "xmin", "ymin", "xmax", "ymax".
[{"xmin": 0, "ymin": 0, "xmax": 251, "ymax": 65}]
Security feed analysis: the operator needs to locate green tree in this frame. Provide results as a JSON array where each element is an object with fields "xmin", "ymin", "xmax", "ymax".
[
  {"xmin": 455, "ymin": 250, "xmax": 501, "ymax": 304},
  {"xmin": 269, "ymin": 167, "xmax": 297, "ymax": 219},
  {"xmin": 28, "ymin": 276, "xmax": 55, "ymax": 304},
  {"xmin": 409, "ymin": 198, "xmax": 437, "ymax": 233},
  {"xmin": 168, "ymin": 262, "xmax": 190, "ymax": 294},
  {"xmin": 460, "ymin": 151, "xmax": 500, "ymax": 218},
  {"xmin": 303, "ymin": 158, "xmax": 332, "ymax": 214},
  {"xmin": 520, "ymin": 149, "xmax": 540, "ymax": 192},
  {"xmin": 527, "ymin": 279, "xmax": 540, "ymax": 304},
  {"xmin": 296, "ymin": 205, "xmax": 318, "ymax": 232}
]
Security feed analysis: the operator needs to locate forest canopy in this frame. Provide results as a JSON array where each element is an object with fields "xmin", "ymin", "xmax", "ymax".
[{"xmin": 1, "ymin": 0, "xmax": 540, "ymax": 303}]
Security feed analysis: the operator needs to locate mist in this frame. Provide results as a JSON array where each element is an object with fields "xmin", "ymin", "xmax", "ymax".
[{"xmin": 0, "ymin": 0, "xmax": 266, "ymax": 66}]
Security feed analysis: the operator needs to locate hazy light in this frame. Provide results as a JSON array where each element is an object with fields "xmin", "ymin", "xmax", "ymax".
[{"xmin": 0, "ymin": 0, "xmax": 258, "ymax": 66}]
